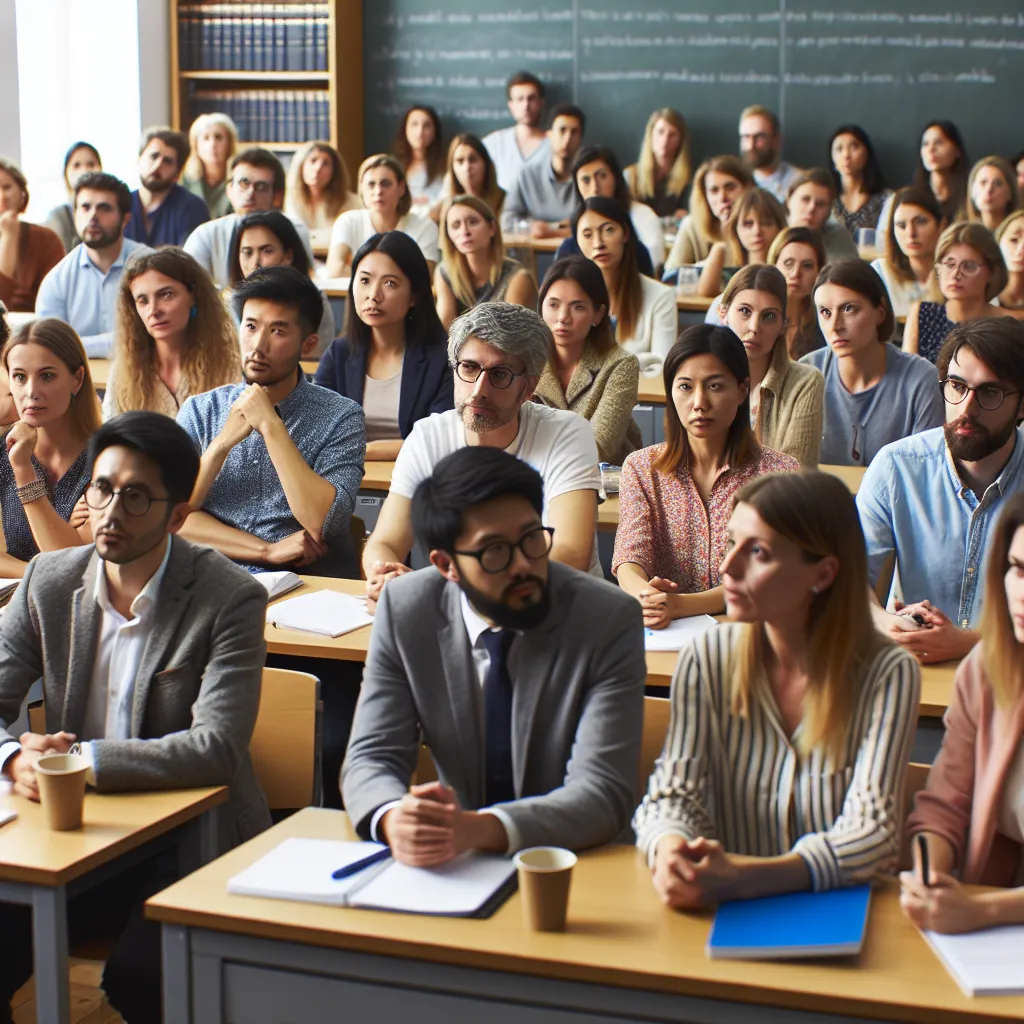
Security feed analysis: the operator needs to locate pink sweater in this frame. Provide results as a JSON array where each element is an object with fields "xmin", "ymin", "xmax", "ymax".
[{"xmin": 907, "ymin": 644, "xmax": 1024, "ymax": 885}]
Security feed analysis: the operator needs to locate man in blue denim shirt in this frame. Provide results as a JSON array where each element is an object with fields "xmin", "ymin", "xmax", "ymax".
[{"xmin": 858, "ymin": 318, "xmax": 1024, "ymax": 664}]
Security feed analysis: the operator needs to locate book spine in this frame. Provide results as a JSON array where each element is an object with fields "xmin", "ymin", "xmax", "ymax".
[
  {"xmin": 273, "ymin": 5, "xmax": 286, "ymax": 71},
  {"xmin": 303, "ymin": 8, "xmax": 315, "ymax": 72},
  {"xmin": 241, "ymin": 9, "xmax": 253, "ymax": 72},
  {"xmin": 317, "ymin": 8, "xmax": 328, "ymax": 72}
]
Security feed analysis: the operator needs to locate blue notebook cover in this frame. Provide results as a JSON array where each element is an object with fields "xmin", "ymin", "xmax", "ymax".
[{"xmin": 707, "ymin": 885, "xmax": 871, "ymax": 960}]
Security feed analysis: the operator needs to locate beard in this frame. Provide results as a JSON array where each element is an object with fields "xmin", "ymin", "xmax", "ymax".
[
  {"xmin": 456, "ymin": 398, "xmax": 518, "ymax": 435},
  {"xmin": 944, "ymin": 412, "xmax": 1018, "ymax": 462},
  {"xmin": 81, "ymin": 225, "xmax": 121, "ymax": 250},
  {"xmin": 141, "ymin": 173, "xmax": 173, "ymax": 194},
  {"xmin": 458, "ymin": 573, "xmax": 551, "ymax": 631},
  {"xmin": 742, "ymin": 147, "xmax": 777, "ymax": 171}
]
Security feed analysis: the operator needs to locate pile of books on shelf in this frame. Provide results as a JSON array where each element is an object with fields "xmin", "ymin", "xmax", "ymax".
[{"xmin": 190, "ymin": 88, "xmax": 331, "ymax": 143}]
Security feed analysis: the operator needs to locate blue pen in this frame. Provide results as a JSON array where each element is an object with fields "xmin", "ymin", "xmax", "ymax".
[{"xmin": 331, "ymin": 847, "xmax": 391, "ymax": 880}]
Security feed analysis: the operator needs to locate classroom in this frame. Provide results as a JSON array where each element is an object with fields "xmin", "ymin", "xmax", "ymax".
[{"xmin": 1, "ymin": 1, "xmax": 1024, "ymax": 1021}]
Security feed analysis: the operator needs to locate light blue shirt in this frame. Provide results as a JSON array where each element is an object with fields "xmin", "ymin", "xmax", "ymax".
[
  {"xmin": 35, "ymin": 236, "xmax": 152, "ymax": 358},
  {"xmin": 857, "ymin": 425, "xmax": 1024, "ymax": 628}
]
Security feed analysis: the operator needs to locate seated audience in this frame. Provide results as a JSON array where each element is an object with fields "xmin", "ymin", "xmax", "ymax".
[
  {"xmin": 434, "ymin": 196, "xmax": 535, "ymax": 330},
  {"xmin": 534, "ymin": 256, "xmax": 641, "ymax": 465},
  {"xmin": 503, "ymin": 104, "xmax": 586, "ymax": 239},
  {"xmin": 996, "ymin": 210, "xmax": 1024, "ymax": 311},
  {"xmin": 829, "ymin": 124, "xmax": 892, "ymax": 234},
  {"xmin": 36, "ymin": 172, "xmax": 150, "ymax": 358},
  {"xmin": 0, "ymin": 319, "xmax": 101, "ymax": 577},
  {"xmin": 785, "ymin": 169, "xmax": 859, "ymax": 263},
  {"xmin": 124, "ymin": 127, "xmax": 209, "ymax": 248},
  {"xmin": 430, "ymin": 133, "xmax": 506, "ymax": 223},
  {"xmin": 393, "ymin": 105, "xmax": 446, "ymax": 211},
  {"xmin": 914, "ymin": 121, "xmax": 969, "ymax": 224},
  {"xmin": 613, "ymin": 325, "xmax": 797, "ymax": 626},
  {"xmin": 181, "ymin": 112, "xmax": 237, "ymax": 219},
  {"xmin": 43, "ymin": 141, "xmax": 101, "ymax": 252},
  {"xmin": 767, "ymin": 226, "xmax": 827, "ymax": 358},
  {"xmin": 342, "ymin": 446, "xmax": 645, "ymax": 861},
  {"xmin": 858, "ymin": 318, "xmax": 1024, "ymax": 664},
  {"xmin": 362, "ymin": 301, "xmax": 604, "ymax": 603},
  {"xmin": 904, "ymin": 222, "xmax": 1014, "ymax": 363},
  {"xmin": 664, "ymin": 155, "xmax": 753, "ymax": 270},
  {"xmin": 0, "ymin": 158, "xmax": 64, "ymax": 312},
  {"xmin": 0, "ymin": 411, "xmax": 271, "ymax": 1024},
  {"xmin": 105, "ymin": 248, "xmax": 239, "ymax": 419},
  {"xmin": 284, "ymin": 140, "xmax": 359, "ymax": 233},
  {"xmin": 902, "ymin": 492, "xmax": 1024, "ymax": 930},
  {"xmin": 482, "ymin": 71, "xmax": 550, "ymax": 193},
  {"xmin": 326, "ymin": 154, "xmax": 439, "ymax": 276},
  {"xmin": 315, "ymin": 232, "xmax": 452, "ymax": 461},
  {"xmin": 965, "ymin": 156, "xmax": 1018, "ymax": 233},
  {"xmin": 718, "ymin": 264, "xmax": 824, "ymax": 467},
  {"xmin": 184, "ymin": 147, "xmax": 313, "ymax": 289},
  {"xmin": 177, "ymin": 266, "xmax": 365, "ymax": 578},
  {"xmin": 870, "ymin": 186, "xmax": 944, "ymax": 319},
  {"xmin": 635, "ymin": 470, "xmax": 920, "ymax": 906},
  {"xmin": 624, "ymin": 108, "xmax": 691, "ymax": 220},
  {"xmin": 738, "ymin": 105, "xmax": 800, "ymax": 202},
  {"xmin": 574, "ymin": 197, "xmax": 676, "ymax": 369},
  {"xmin": 801, "ymin": 260, "xmax": 944, "ymax": 467},
  {"xmin": 227, "ymin": 209, "xmax": 336, "ymax": 352}
]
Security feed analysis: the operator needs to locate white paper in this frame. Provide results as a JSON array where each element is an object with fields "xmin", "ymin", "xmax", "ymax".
[
  {"xmin": 252, "ymin": 571, "xmax": 303, "ymax": 599},
  {"xmin": 265, "ymin": 590, "xmax": 372, "ymax": 637},
  {"xmin": 923, "ymin": 925, "xmax": 1024, "ymax": 996},
  {"xmin": 0, "ymin": 807, "xmax": 16, "ymax": 826},
  {"xmin": 644, "ymin": 615, "xmax": 717, "ymax": 651}
]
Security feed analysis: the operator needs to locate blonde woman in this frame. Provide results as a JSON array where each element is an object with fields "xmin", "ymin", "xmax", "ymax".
[
  {"xmin": 0, "ymin": 319, "xmax": 102, "ymax": 576},
  {"xmin": 104, "ymin": 248, "xmax": 239, "ymax": 418},
  {"xmin": 284, "ymin": 140, "xmax": 359, "ymax": 233},
  {"xmin": 636, "ymin": 470, "xmax": 919, "ymax": 909},
  {"xmin": 996, "ymin": 209, "xmax": 1024, "ymax": 313},
  {"xmin": 181, "ymin": 113, "xmax": 238, "ymax": 219},
  {"xmin": 966, "ymin": 156, "xmax": 1019, "ymax": 233},
  {"xmin": 429, "ymin": 133, "xmax": 505, "ymax": 224},
  {"xmin": 434, "ymin": 195, "xmax": 535, "ymax": 330},
  {"xmin": 624, "ymin": 108, "xmax": 691, "ymax": 220}
]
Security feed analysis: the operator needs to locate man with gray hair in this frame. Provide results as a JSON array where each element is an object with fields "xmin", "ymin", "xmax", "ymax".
[{"xmin": 362, "ymin": 302, "xmax": 603, "ymax": 611}]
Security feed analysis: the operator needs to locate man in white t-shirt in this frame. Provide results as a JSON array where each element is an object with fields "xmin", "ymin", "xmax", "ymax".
[
  {"xmin": 362, "ymin": 302, "xmax": 603, "ymax": 611},
  {"xmin": 483, "ymin": 71, "xmax": 551, "ymax": 193}
]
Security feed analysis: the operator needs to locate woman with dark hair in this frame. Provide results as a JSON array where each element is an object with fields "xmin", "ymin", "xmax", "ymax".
[
  {"xmin": 315, "ymin": 232, "xmax": 452, "ymax": 461},
  {"xmin": 43, "ymin": 141, "xmax": 101, "ymax": 252},
  {"xmin": 914, "ymin": 121, "xmax": 969, "ymax": 224},
  {"xmin": 786, "ymin": 168, "xmax": 859, "ymax": 263},
  {"xmin": 829, "ymin": 124, "xmax": 892, "ymax": 234},
  {"xmin": 801, "ymin": 259, "xmax": 943, "ymax": 467},
  {"xmin": 612, "ymin": 324, "xmax": 797, "ymax": 626},
  {"xmin": 534, "ymin": 256, "xmax": 640, "ymax": 465},
  {"xmin": 430, "ymin": 133, "xmax": 505, "ymax": 223},
  {"xmin": 902, "ymin": 492, "xmax": 1024, "ymax": 932},
  {"xmin": 767, "ymin": 226, "xmax": 828, "ymax": 359},
  {"xmin": 392, "ymin": 105, "xmax": 445, "ymax": 211},
  {"xmin": 227, "ymin": 210, "xmax": 335, "ymax": 352}
]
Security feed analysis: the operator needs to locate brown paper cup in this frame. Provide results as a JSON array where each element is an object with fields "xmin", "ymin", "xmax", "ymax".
[
  {"xmin": 514, "ymin": 846, "xmax": 577, "ymax": 932},
  {"xmin": 34, "ymin": 753, "xmax": 89, "ymax": 831}
]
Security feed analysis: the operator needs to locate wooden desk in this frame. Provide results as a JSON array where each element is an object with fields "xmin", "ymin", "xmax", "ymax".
[
  {"xmin": 360, "ymin": 460, "xmax": 395, "ymax": 492},
  {"xmin": 821, "ymin": 463, "xmax": 866, "ymax": 495},
  {"xmin": 0, "ymin": 786, "xmax": 226, "ymax": 1024},
  {"xmin": 87, "ymin": 359, "xmax": 320, "ymax": 390},
  {"xmin": 637, "ymin": 374, "xmax": 666, "ymax": 404},
  {"xmin": 502, "ymin": 233, "xmax": 564, "ymax": 253},
  {"xmin": 320, "ymin": 276, "xmax": 350, "ymax": 299},
  {"xmin": 148, "ymin": 807, "xmax": 1023, "ymax": 1024},
  {"xmin": 676, "ymin": 294, "xmax": 712, "ymax": 312}
]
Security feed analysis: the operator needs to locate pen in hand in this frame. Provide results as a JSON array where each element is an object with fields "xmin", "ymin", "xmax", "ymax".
[
  {"xmin": 917, "ymin": 834, "xmax": 930, "ymax": 888},
  {"xmin": 331, "ymin": 846, "xmax": 391, "ymax": 880}
]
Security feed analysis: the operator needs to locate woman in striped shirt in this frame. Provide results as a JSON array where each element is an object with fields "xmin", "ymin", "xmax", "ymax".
[{"xmin": 635, "ymin": 470, "xmax": 920, "ymax": 908}]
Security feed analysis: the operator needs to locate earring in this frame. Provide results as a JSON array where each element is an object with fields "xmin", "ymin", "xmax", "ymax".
[
  {"xmin": 810, "ymin": 585, "xmax": 819, "ymax": 594},
  {"xmin": 189, "ymin": 305, "xmax": 197, "ymax": 320}
]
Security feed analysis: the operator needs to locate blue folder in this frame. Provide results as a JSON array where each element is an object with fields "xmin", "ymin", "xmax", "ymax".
[{"xmin": 707, "ymin": 884, "xmax": 871, "ymax": 960}]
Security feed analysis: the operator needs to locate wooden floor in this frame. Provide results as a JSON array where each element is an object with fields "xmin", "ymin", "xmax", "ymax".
[{"xmin": 12, "ymin": 960, "xmax": 123, "ymax": 1024}]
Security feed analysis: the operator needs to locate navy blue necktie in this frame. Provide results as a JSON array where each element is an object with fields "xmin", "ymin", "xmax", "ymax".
[{"xmin": 480, "ymin": 628, "xmax": 516, "ymax": 807}]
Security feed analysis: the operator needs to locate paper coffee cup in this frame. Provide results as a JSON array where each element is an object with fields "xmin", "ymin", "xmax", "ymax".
[
  {"xmin": 514, "ymin": 846, "xmax": 577, "ymax": 932},
  {"xmin": 34, "ymin": 753, "xmax": 89, "ymax": 831}
]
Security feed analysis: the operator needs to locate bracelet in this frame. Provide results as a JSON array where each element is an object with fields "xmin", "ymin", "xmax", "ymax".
[{"xmin": 16, "ymin": 478, "xmax": 48, "ymax": 506}]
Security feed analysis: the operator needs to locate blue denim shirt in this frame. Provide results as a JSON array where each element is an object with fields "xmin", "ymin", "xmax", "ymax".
[{"xmin": 857, "ymin": 425, "xmax": 1024, "ymax": 628}]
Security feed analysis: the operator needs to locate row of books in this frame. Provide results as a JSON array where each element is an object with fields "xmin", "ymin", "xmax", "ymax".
[
  {"xmin": 189, "ymin": 89, "xmax": 331, "ymax": 144},
  {"xmin": 179, "ymin": 4, "xmax": 330, "ymax": 72}
]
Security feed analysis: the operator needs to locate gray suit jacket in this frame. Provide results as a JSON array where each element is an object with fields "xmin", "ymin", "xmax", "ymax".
[
  {"xmin": 0, "ymin": 536, "xmax": 271, "ymax": 853},
  {"xmin": 342, "ymin": 562, "xmax": 646, "ymax": 851}
]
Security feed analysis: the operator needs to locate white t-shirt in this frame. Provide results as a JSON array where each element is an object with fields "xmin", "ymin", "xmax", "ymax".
[
  {"xmin": 390, "ymin": 404, "xmax": 604, "ymax": 577},
  {"xmin": 329, "ymin": 209, "xmax": 440, "ymax": 263}
]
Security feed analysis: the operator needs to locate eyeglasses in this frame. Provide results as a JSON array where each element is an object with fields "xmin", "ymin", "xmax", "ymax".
[
  {"xmin": 936, "ymin": 258, "xmax": 984, "ymax": 277},
  {"xmin": 454, "ymin": 526, "xmax": 554, "ymax": 574},
  {"xmin": 940, "ymin": 377, "xmax": 1020, "ymax": 411},
  {"xmin": 84, "ymin": 480, "xmax": 174, "ymax": 517},
  {"xmin": 232, "ymin": 178, "xmax": 272, "ymax": 195},
  {"xmin": 452, "ymin": 360, "xmax": 527, "ymax": 391}
]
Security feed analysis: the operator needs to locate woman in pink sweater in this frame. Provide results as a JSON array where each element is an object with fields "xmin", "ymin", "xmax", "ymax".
[{"xmin": 902, "ymin": 491, "xmax": 1024, "ymax": 932}]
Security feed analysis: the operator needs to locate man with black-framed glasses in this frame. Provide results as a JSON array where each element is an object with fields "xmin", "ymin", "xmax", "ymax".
[
  {"xmin": 343, "ymin": 445, "xmax": 644, "ymax": 866},
  {"xmin": 858, "ymin": 317, "xmax": 1024, "ymax": 664}
]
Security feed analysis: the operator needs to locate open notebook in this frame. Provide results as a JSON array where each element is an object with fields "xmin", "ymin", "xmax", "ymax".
[
  {"xmin": 644, "ymin": 614, "xmax": 717, "ymax": 652},
  {"xmin": 265, "ymin": 591, "xmax": 372, "ymax": 638},
  {"xmin": 227, "ymin": 837, "xmax": 517, "ymax": 918},
  {"xmin": 252, "ymin": 571, "xmax": 303, "ymax": 600},
  {"xmin": 923, "ymin": 925, "xmax": 1024, "ymax": 996}
]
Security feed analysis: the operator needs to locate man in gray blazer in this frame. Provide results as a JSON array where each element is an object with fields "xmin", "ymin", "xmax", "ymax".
[
  {"xmin": 342, "ymin": 446, "xmax": 645, "ymax": 866},
  {"xmin": 0, "ymin": 412, "xmax": 270, "ymax": 1024}
]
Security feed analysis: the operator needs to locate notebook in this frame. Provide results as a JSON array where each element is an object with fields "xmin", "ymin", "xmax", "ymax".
[
  {"xmin": 922, "ymin": 925, "xmax": 1024, "ymax": 996},
  {"xmin": 227, "ymin": 837, "xmax": 517, "ymax": 918},
  {"xmin": 0, "ymin": 807, "xmax": 16, "ymax": 827},
  {"xmin": 252, "ymin": 571, "xmax": 303, "ymax": 600},
  {"xmin": 265, "ymin": 590, "xmax": 372, "ymax": 637},
  {"xmin": 644, "ymin": 615, "xmax": 717, "ymax": 652},
  {"xmin": 707, "ymin": 885, "xmax": 871, "ymax": 960}
]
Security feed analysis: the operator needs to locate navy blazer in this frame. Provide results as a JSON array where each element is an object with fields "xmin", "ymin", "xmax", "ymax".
[{"xmin": 314, "ymin": 337, "xmax": 454, "ymax": 438}]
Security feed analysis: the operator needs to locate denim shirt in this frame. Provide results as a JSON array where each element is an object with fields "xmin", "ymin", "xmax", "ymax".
[{"xmin": 857, "ymin": 425, "xmax": 1024, "ymax": 628}]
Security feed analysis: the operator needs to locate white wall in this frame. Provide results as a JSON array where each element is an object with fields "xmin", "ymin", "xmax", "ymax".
[
  {"xmin": 0, "ymin": 0, "xmax": 21, "ymax": 164},
  {"xmin": 137, "ymin": 0, "xmax": 170, "ymax": 130}
]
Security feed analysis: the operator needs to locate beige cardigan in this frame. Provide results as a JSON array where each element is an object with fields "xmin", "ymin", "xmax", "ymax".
[
  {"xmin": 534, "ymin": 343, "xmax": 642, "ymax": 466},
  {"xmin": 755, "ymin": 341, "xmax": 825, "ymax": 468}
]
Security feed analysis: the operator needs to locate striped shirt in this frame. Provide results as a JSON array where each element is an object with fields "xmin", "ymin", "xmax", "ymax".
[{"xmin": 633, "ymin": 623, "xmax": 921, "ymax": 891}]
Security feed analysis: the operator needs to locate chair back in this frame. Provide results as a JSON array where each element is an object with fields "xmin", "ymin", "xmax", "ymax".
[
  {"xmin": 899, "ymin": 761, "xmax": 932, "ymax": 870},
  {"xmin": 27, "ymin": 699, "xmax": 45, "ymax": 736},
  {"xmin": 640, "ymin": 696, "xmax": 671, "ymax": 793}
]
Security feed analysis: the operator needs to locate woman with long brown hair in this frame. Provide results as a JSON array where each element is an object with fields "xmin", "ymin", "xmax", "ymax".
[
  {"xmin": 966, "ymin": 156, "xmax": 1020, "ymax": 233},
  {"xmin": 391, "ymin": 105, "xmax": 446, "ymax": 211},
  {"xmin": 636, "ymin": 470, "xmax": 920, "ymax": 909},
  {"xmin": 767, "ymin": 226, "xmax": 827, "ymax": 359},
  {"xmin": 104, "ymin": 248, "xmax": 239, "ymax": 418},
  {"xmin": 284, "ymin": 140, "xmax": 359, "ymax": 232},
  {"xmin": 429, "ymin": 133, "xmax": 505, "ymax": 223}
]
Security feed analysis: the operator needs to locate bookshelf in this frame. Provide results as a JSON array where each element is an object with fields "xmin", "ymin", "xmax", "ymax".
[{"xmin": 169, "ymin": 0, "xmax": 364, "ymax": 179}]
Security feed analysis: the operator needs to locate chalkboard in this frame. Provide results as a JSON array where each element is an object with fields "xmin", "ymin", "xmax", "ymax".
[{"xmin": 363, "ymin": 2, "xmax": 1024, "ymax": 190}]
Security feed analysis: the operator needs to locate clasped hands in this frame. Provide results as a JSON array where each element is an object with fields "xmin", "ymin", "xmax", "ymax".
[
  {"xmin": 885, "ymin": 599, "xmax": 966, "ymax": 664},
  {"xmin": 365, "ymin": 560, "xmax": 412, "ymax": 614},
  {"xmin": 652, "ymin": 834, "xmax": 741, "ymax": 909},
  {"xmin": 219, "ymin": 382, "xmax": 279, "ymax": 448},
  {"xmin": 5, "ymin": 731, "xmax": 77, "ymax": 801},
  {"xmin": 636, "ymin": 576, "xmax": 680, "ymax": 630},
  {"xmin": 379, "ymin": 781, "xmax": 477, "ymax": 867}
]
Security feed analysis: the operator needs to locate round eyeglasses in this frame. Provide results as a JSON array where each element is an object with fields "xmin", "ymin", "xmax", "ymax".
[
  {"xmin": 940, "ymin": 377, "xmax": 1019, "ymax": 412},
  {"xmin": 454, "ymin": 526, "xmax": 555, "ymax": 574},
  {"xmin": 84, "ymin": 481, "xmax": 174, "ymax": 517},
  {"xmin": 452, "ymin": 360, "xmax": 526, "ymax": 391}
]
